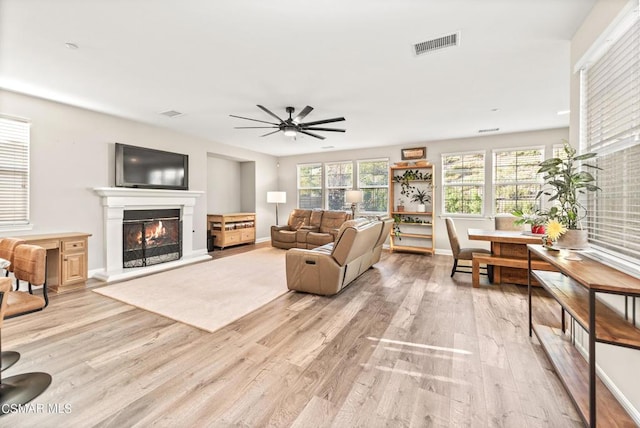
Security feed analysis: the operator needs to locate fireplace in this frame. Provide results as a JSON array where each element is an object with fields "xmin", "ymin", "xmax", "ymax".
[
  {"xmin": 123, "ymin": 209, "xmax": 182, "ymax": 268},
  {"xmin": 93, "ymin": 187, "xmax": 210, "ymax": 283}
]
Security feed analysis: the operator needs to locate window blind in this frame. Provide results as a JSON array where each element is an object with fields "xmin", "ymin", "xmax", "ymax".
[
  {"xmin": 0, "ymin": 117, "xmax": 30, "ymax": 225},
  {"xmin": 584, "ymin": 14, "xmax": 640, "ymax": 261}
]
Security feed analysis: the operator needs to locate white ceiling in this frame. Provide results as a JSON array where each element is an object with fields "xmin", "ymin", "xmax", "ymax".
[{"xmin": 0, "ymin": 0, "xmax": 595, "ymax": 157}]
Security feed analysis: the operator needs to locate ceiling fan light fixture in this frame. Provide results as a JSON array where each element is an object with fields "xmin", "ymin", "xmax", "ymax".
[{"xmin": 283, "ymin": 127, "xmax": 297, "ymax": 137}]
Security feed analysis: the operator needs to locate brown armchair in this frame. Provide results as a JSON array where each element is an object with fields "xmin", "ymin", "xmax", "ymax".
[{"xmin": 271, "ymin": 209, "xmax": 314, "ymax": 249}]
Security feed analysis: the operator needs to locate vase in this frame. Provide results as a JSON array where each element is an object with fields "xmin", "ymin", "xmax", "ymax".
[
  {"xmin": 556, "ymin": 229, "xmax": 589, "ymax": 250},
  {"xmin": 417, "ymin": 204, "xmax": 426, "ymax": 213}
]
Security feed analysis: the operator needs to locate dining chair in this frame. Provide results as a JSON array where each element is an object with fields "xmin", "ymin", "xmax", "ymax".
[
  {"xmin": 0, "ymin": 238, "xmax": 26, "ymax": 287},
  {"xmin": 444, "ymin": 217, "xmax": 493, "ymax": 280},
  {"xmin": 6, "ymin": 244, "xmax": 48, "ymax": 319},
  {"xmin": 0, "ymin": 277, "xmax": 52, "ymax": 414}
]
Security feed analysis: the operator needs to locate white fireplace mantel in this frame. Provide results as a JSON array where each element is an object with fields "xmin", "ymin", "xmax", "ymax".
[{"xmin": 93, "ymin": 187, "xmax": 211, "ymax": 282}]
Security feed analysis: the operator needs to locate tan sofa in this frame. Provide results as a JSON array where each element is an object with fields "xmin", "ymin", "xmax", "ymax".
[
  {"xmin": 271, "ymin": 209, "xmax": 352, "ymax": 249},
  {"xmin": 285, "ymin": 216, "xmax": 393, "ymax": 296}
]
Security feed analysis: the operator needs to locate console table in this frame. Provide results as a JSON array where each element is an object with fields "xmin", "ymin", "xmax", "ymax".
[
  {"xmin": 527, "ymin": 245, "xmax": 639, "ymax": 427},
  {"xmin": 207, "ymin": 213, "xmax": 256, "ymax": 249},
  {"xmin": 16, "ymin": 232, "xmax": 91, "ymax": 294}
]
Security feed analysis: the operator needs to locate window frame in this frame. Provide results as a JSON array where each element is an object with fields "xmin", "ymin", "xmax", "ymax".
[
  {"xmin": 356, "ymin": 158, "xmax": 389, "ymax": 215},
  {"xmin": 492, "ymin": 146, "xmax": 545, "ymax": 215},
  {"xmin": 441, "ymin": 150, "xmax": 486, "ymax": 217},
  {"xmin": 324, "ymin": 160, "xmax": 353, "ymax": 211},
  {"xmin": 296, "ymin": 162, "xmax": 323, "ymax": 210}
]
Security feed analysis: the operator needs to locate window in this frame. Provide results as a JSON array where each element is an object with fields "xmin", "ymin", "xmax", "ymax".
[
  {"xmin": 0, "ymin": 116, "xmax": 30, "ymax": 227},
  {"xmin": 442, "ymin": 151, "xmax": 485, "ymax": 215},
  {"xmin": 493, "ymin": 148, "xmax": 544, "ymax": 214},
  {"xmin": 297, "ymin": 163, "xmax": 322, "ymax": 209},
  {"xmin": 325, "ymin": 161, "xmax": 353, "ymax": 210},
  {"xmin": 357, "ymin": 159, "xmax": 389, "ymax": 213},
  {"xmin": 582, "ymin": 12, "xmax": 640, "ymax": 262}
]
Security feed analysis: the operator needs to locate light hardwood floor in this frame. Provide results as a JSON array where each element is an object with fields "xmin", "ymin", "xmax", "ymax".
[{"xmin": 2, "ymin": 247, "xmax": 582, "ymax": 427}]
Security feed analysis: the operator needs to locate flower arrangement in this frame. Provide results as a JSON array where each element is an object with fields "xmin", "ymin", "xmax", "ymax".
[{"xmin": 541, "ymin": 219, "xmax": 567, "ymax": 248}]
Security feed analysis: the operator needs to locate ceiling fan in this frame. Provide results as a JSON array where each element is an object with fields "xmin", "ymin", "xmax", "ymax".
[{"xmin": 230, "ymin": 105, "xmax": 345, "ymax": 140}]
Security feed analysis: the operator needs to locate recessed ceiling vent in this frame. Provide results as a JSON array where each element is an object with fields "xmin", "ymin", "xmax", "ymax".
[
  {"xmin": 160, "ymin": 110, "xmax": 183, "ymax": 118},
  {"xmin": 478, "ymin": 128, "xmax": 500, "ymax": 133},
  {"xmin": 414, "ymin": 32, "xmax": 459, "ymax": 56}
]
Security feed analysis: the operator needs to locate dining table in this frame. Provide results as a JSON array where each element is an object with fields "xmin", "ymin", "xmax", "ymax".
[{"xmin": 467, "ymin": 228, "xmax": 549, "ymax": 285}]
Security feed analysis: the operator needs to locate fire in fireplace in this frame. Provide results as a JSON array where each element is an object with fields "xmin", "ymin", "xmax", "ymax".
[{"xmin": 122, "ymin": 209, "xmax": 182, "ymax": 268}]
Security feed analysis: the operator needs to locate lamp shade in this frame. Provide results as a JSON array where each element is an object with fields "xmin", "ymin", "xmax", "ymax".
[
  {"xmin": 345, "ymin": 190, "xmax": 363, "ymax": 204},
  {"xmin": 267, "ymin": 191, "xmax": 286, "ymax": 204}
]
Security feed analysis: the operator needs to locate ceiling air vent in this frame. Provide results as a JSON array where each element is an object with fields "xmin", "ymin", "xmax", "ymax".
[
  {"xmin": 478, "ymin": 128, "xmax": 500, "ymax": 133},
  {"xmin": 160, "ymin": 110, "xmax": 183, "ymax": 118},
  {"xmin": 414, "ymin": 32, "xmax": 459, "ymax": 56}
]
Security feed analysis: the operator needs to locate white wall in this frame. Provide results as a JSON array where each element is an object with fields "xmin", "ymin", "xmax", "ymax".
[
  {"xmin": 207, "ymin": 156, "xmax": 242, "ymax": 213},
  {"xmin": 277, "ymin": 127, "xmax": 569, "ymax": 253},
  {"xmin": 0, "ymin": 89, "xmax": 278, "ymax": 271},
  {"xmin": 570, "ymin": 0, "xmax": 640, "ymax": 420}
]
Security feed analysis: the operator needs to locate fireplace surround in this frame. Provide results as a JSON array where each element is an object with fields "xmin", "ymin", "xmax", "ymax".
[{"xmin": 94, "ymin": 187, "xmax": 210, "ymax": 282}]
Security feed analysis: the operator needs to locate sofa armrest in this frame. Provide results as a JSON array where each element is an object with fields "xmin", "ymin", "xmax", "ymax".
[
  {"xmin": 286, "ymin": 248, "xmax": 344, "ymax": 295},
  {"xmin": 271, "ymin": 225, "xmax": 292, "ymax": 232}
]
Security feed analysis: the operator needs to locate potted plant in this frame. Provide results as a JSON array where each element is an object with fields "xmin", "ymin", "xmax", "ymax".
[
  {"xmin": 536, "ymin": 140, "xmax": 600, "ymax": 249},
  {"xmin": 411, "ymin": 188, "xmax": 431, "ymax": 213},
  {"xmin": 396, "ymin": 198, "xmax": 405, "ymax": 212},
  {"xmin": 512, "ymin": 209, "xmax": 547, "ymax": 234},
  {"xmin": 392, "ymin": 214, "xmax": 402, "ymax": 240}
]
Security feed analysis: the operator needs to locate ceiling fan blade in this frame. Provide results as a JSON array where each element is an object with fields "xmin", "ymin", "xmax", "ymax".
[
  {"xmin": 292, "ymin": 106, "xmax": 313, "ymax": 123},
  {"xmin": 299, "ymin": 117, "xmax": 345, "ymax": 127},
  {"xmin": 234, "ymin": 126, "xmax": 279, "ymax": 129},
  {"xmin": 257, "ymin": 105, "xmax": 285, "ymax": 124},
  {"xmin": 298, "ymin": 130, "xmax": 326, "ymax": 140},
  {"xmin": 260, "ymin": 130, "xmax": 282, "ymax": 137},
  {"xmin": 303, "ymin": 127, "xmax": 346, "ymax": 132},
  {"xmin": 229, "ymin": 115, "xmax": 278, "ymax": 125}
]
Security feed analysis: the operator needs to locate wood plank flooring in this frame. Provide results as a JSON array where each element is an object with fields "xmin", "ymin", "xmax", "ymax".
[{"xmin": 2, "ymin": 247, "xmax": 583, "ymax": 427}]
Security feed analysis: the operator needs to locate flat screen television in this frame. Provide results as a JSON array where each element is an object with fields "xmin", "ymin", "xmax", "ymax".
[{"xmin": 115, "ymin": 143, "xmax": 189, "ymax": 190}]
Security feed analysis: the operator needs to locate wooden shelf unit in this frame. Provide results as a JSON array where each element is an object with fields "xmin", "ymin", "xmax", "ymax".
[
  {"xmin": 208, "ymin": 213, "xmax": 256, "ymax": 249},
  {"xmin": 389, "ymin": 165, "xmax": 435, "ymax": 255},
  {"xmin": 527, "ymin": 244, "xmax": 640, "ymax": 427}
]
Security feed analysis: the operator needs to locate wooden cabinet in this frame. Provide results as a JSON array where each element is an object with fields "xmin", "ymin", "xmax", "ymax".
[
  {"xmin": 389, "ymin": 164, "xmax": 435, "ymax": 254},
  {"xmin": 527, "ymin": 244, "xmax": 639, "ymax": 427},
  {"xmin": 207, "ymin": 213, "xmax": 256, "ymax": 249},
  {"xmin": 18, "ymin": 232, "xmax": 91, "ymax": 293}
]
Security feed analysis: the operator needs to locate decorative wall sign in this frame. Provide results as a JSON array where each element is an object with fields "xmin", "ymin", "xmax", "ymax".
[{"xmin": 401, "ymin": 147, "xmax": 426, "ymax": 160}]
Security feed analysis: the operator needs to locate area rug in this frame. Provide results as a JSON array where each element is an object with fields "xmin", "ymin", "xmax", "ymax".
[{"xmin": 93, "ymin": 247, "xmax": 288, "ymax": 333}]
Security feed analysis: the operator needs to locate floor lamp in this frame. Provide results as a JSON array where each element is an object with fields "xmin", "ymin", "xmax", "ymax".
[
  {"xmin": 267, "ymin": 191, "xmax": 286, "ymax": 225},
  {"xmin": 345, "ymin": 190, "xmax": 363, "ymax": 218}
]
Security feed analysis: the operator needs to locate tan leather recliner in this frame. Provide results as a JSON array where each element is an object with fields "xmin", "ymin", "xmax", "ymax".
[
  {"xmin": 286, "ymin": 218, "xmax": 384, "ymax": 295},
  {"xmin": 270, "ymin": 209, "xmax": 314, "ymax": 249}
]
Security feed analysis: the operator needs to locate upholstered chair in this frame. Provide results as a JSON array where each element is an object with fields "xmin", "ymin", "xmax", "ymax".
[
  {"xmin": 494, "ymin": 214, "xmax": 524, "ymax": 231},
  {"xmin": 0, "ymin": 276, "xmax": 52, "ymax": 413},
  {"xmin": 271, "ymin": 209, "xmax": 313, "ymax": 249},
  {"xmin": 444, "ymin": 218, "xmax": 492, "ymax": 279},
  {"xmin": 6, "ymin": 244, "xmax": 48, "ymax": 318},
  {"xmin": 0, "ymin": 238, "xmax": 26, "ymax": 287}
]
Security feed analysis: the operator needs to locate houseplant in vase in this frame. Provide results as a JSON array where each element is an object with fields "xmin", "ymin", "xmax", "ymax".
[
  {"xmin": 536, "ymin": 140, "xmax": 600, "ymax": 249},
  {"xmin": 411, "ymin": 189, "xmax": 431, "ymax": 213},
  {"xmin": 396, "ymin": 198, "xmax": 405, "ymax": 212},
  {"xmin": 512, "ymin": 209, "xmax": 547, "ymax": 234}
]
